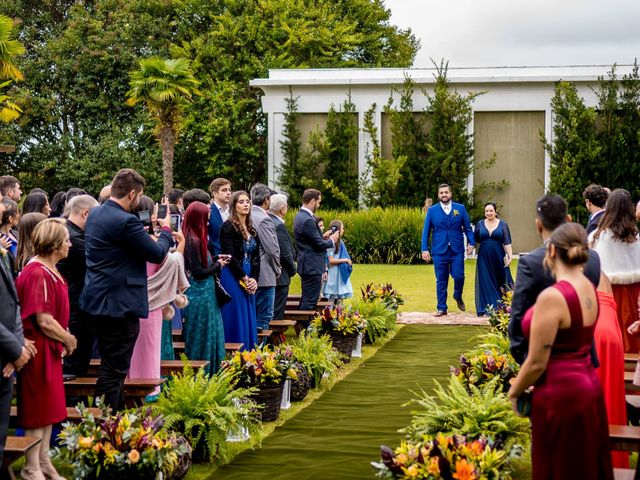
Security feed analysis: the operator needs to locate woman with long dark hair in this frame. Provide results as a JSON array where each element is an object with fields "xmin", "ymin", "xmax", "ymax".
[
  {"xmin": 22, "ymin": 192, "xmax": 51, "ymax": 217},
  {"xmin": 182, "ymin": 201, "xmax": 228, "ymax": 374},
  {"xmin": 474, "ymin": 202, "xmax": 514, "ymax": 316},
  {"xmin": 219, "ymin": 191, "xmax": 260, "ymax": 350},
  {"xmin": 589, "ymin": 189, "xmax": 640, "ymax": 352},
  {"xmin": 16, "ymin": 213, "xmax": 48, "ymax": 271}
]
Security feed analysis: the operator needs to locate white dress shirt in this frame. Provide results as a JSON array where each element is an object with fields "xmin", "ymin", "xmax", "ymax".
[
  {"xmin": 441, "ymin": 202, "xmax": 452, "ymax": 215},
  {"xmin": 214, "ymin": 201, "xmax": 230, "ymax": 221}
]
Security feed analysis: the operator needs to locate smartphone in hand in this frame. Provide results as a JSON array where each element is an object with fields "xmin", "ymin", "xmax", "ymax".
[{"xmin": 157, "ymin": 204, "xmax": 168, "ymax": 219}]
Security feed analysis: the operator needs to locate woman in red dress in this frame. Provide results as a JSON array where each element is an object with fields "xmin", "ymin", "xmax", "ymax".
[
  {"xmin": 508, "ymin": 223, "xmax": 613, "ymax": 480},
  {"xmin": 16, "ymin": 218, "xmax": 77, "ymax": 480}
]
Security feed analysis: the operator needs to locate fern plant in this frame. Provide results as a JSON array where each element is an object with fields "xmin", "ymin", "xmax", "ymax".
[
  {"xmin": 290, "ymin": 331, "xmax": 343, "ymax": 387},
  {"xmin": 153, "ymin": 358, "xmax": 260, "ymax": 462},
  {"xmin": 402, "ymin": 375, "xmax": 529, "ymax": 450},
  {"xmin": 350, "ymin": 298, "xmax": 397, "ymax": 343}
]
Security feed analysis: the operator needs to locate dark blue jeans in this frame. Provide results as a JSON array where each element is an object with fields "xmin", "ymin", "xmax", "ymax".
[{"xmin": 255, "ymin": 286, "xmax": 275, "ymax": 331}]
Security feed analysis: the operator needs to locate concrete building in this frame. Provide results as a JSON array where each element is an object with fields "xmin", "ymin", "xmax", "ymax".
[{"xmin": 251, "ymin": 65, "xmax": 634, "ymax": 252}]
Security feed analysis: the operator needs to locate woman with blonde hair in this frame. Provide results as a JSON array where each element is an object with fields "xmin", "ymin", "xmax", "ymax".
[{"xmin": 15, "ymin": 218, "xmax": 77, "ymax": 480}]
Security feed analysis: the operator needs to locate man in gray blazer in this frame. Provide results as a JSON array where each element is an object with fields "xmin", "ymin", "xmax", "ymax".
[
  {"xmin": 250, "ymin": 184, "xmax": 282, "ymax": 331},
  {"xmin": 269, "ymin": 194, "xmax": 297, "ymax": 321}
]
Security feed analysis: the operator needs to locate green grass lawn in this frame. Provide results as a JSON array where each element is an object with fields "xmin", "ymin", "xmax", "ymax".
[{"xmin": 289, "ymin": 259, "xmax": 518, "ymax": 313}]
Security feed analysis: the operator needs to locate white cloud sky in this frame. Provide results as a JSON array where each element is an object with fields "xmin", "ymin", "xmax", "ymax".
[{"xmin": 384, "ymin": 0, "xmax": 640, "ymax": 67}]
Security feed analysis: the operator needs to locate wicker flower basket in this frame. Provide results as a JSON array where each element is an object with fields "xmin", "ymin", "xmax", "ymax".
[
  {"xmin": 328, "ymin": 331, "xmax": 359, "ymax": 363},
  {"xmin": 251, "ymin": 382, "xmax": 285, "ymax": 422},
  {"xmin": 290, "ymin": 362, "xmax": 311, "ymax": 401}
]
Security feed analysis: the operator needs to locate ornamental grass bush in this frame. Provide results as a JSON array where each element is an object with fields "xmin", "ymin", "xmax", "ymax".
[{"xmin": 285, "ymin": 207, "xmax": 423, "ymax": 264}]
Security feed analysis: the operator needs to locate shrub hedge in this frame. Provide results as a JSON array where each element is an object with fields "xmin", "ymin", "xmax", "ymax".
[{"xmin": 285, "ymin": 207, "xmax": 424, "ymax": 264}]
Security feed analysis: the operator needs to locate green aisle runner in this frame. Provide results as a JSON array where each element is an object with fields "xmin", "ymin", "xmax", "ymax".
[{"xmin": 214, "ymin": 325, "xmax": 480, "ymax": 480}]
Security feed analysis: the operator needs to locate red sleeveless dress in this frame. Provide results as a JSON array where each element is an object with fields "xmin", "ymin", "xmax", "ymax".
[{"xmin": 522, "ymin": 280, "xmax": 613, "ymax": 480}]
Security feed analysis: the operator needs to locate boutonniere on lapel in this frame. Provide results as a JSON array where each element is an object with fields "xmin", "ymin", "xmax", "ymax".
[{"xmin": 453, "ymin": 209, "xmax": 460, "ymax": 217}]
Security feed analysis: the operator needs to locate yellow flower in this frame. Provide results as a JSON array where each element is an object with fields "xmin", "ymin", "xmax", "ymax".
[
  {"xmin": 128, "ymin": 449, "xmax": 140, "ymax": 464},
  {"xmin": 395, "ymin": 453, "xmax": 408, "ymax": 466},
  {"xmin": 427, "ymin": 457, "xmax": 440, "ymax": 475},
  {"xmin": 152, "ymin": 437, "xmax": 164, "ymax": 449},
  {"xmin": 78, "ymin": 436, "xmax": 93, "ymax": 449},
  {"xmin": 404, "ymin": 464, "xmax": 420, "ymax": 478},
  {"xmin": 92, "ymin": 443, "xmax": 102, "ymax": 453}
]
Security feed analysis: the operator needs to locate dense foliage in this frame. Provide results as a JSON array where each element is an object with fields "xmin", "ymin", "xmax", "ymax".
[
  {"xmin": 0, "ymin": 0, "xmax": 418, "ymax": 197},
  {"xmin": 546, "ymin": 63, "xmax": 640, "ymax": 222}
]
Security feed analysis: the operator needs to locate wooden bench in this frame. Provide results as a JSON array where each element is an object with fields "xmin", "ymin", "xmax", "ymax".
[
  {"xmin": 623, "ymin": 371, "xmax": 640, "ymax": 392},
  {"xmin": 283, "ymin": 309, "xmax": 317, "ymax": 335},
  {"xmin": 609, "ymin": 424, "xmax": 640, "ymax": 451},
  {"xmin": 64, "ymin": 377, "xmax": 165, "ymax": 407},
  {"xmin": 9, "ymin": 406, "xmax": 102, "ymax": 426},
  {"xmin": 87, "ymin": 359, "xmax": 210, "ymax": 377},
  {"xmin": 286, "ymin": 299, "xmax": 332, "ymax": 309},
  {"xmin": 172, "ymin": 328, "xmax": 183, "ymax": 342},
  {"xmin": 2, "ymin": 436, "xmax": 40, "ymax": 480},
  {"xmin": 269, "ymin": 320, "xmax": 297, "ymax": 345},
  {"xmin": 174, "ymin": 342, "xmax": 243, "ymax": 356}
]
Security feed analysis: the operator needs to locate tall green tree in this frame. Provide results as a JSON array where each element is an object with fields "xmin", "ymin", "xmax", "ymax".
[
  {"xmin": 361, "ymin": 103, "xmax": 406, "ymax": 207},
  {"xmin": 426, "ymin": 60, "xmax": 480, "ymax": 208},
  {"xmin": 544, "ymin": 81, "xmax": 600, "ymax": 223},
  {"xmin": 126, "ymin": 57, "xmax": 201, "ymax": 193},
  {"xmin": 385, "ymin": 76, "xmax": 430, "ymax": 206}
]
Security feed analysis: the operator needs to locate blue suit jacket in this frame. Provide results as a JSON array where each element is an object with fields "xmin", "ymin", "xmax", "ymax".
[
  {"xmin": 293, "ymin": 209, "xmax": 333, "ymax": 276},
  {"xmin": 207, "ymin": 203, "xmax": 223, "ymax": 256},
  {"xmin": 421, "ymin": 202, "xmax": 475, "ymax": 255},
  {"xmin": 79, "ymin": 200, "xmax": 173, "ymax": 318}
]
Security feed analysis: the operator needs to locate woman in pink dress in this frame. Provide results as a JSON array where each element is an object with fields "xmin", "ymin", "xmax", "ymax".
[
  {"xmin": 16, "ymin": 218, "xmax": 77, "ymax": 480},
  {"xmin": 508, "ymin": 222, "xmax": 613, "ymax": 480}
]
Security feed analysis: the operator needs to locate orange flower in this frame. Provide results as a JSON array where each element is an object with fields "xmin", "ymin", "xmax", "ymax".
[
  {"xmin": 395, "ymin": 453, "xmax": 408, "ymax": 466},
  {"xmin": 128, "ymin": 449, "xmax": 140, "ymax": 464},
  {"xmin": 427, "ymin": 457, "xmax": 440, "ymax": 475},
  {"xmin": 453, "ymin": 459, "xmax": 476, "ymax": 480},
  {"xmin": 404, "ymin": 464, "xmax": 420, "ymax": 478}
]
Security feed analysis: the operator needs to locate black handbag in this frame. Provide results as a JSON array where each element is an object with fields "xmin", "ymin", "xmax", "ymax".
[
  {"xmin": 516, "ymin": 390, "xmax": 533, "ymax": 417},
  {"xmin": 214, "ymin": 272, "xmax": 232, "ymax": 306}
]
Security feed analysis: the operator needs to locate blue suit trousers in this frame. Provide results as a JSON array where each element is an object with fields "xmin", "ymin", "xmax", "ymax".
[{"xmin": 433, "ymin": 246, "xmax": 465, "ymax": 312}]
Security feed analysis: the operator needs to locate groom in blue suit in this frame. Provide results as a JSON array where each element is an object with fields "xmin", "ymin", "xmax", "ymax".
[{"xmin": 421, "ymin": 184, "xmax": 475, "ymax": 316}]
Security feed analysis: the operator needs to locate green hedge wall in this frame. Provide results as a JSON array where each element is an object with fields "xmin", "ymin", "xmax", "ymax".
[{"xmin": 284, "ymin": 207, "xmax": 424, "ymax": 264}]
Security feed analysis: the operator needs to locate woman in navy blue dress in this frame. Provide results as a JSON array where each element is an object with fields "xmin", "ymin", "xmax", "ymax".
[
  {"xmin": 474, "ymin": 203, "xmax": 514, "ymax": 316},
  {"xmin": 219, "ymin": 191, "xmax": 260, "ymax": 351}
]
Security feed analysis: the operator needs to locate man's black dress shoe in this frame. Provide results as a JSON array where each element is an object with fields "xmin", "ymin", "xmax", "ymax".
[
  {"xmin": 456, "ymin": 298, "xmax": 466, "ymax": 311},
  {"xmin": 434, "ymin": 310, "xmax": 447, "ymax": 317}
]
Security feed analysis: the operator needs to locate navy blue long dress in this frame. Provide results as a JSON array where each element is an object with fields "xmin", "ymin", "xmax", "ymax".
[{"xmin": 474, "ymin": 219, "xmax": 514, "ymax": 316}]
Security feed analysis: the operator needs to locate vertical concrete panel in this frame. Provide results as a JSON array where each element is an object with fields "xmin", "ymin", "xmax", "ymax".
[{"xmin": 474, "ymin": 112, "xmax": 546, "ymax": 253}]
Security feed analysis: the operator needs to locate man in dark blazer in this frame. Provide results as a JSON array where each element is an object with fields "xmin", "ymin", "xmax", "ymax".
[
  {"xmin": 80, "ymin": 169, "xmax": 174, "ymax": 410},
  {"xmin": 59, "ymin": 195, "xmax": 98, "ymax": 380},
  {"xmin": 421, "ymin": 184, "xmax": 475, "ymax": 315},
  {"xmin": 583, "ymin": 184, "xmax": 608, "ymax": 236},
  {"xmin": 0, "ymin": 200, "xmax": 34, "ymax": 464},
  {"xmin": 509, "ymin": 194, "xmax": 601, "ymax": 365},
  {"xmin": 269, "ymin": 194, "xmax": 297, "ymax": 321},
  {"xmin": 207, "ymin": 178, "xmax": 231, "ymax": 256},
  {"xmin": 293, "ymin": 189, "xmax": 340, "ymax": 311}
]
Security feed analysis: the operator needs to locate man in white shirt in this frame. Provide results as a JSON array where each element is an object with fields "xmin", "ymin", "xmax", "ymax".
[{"xmin": 208, "ymin": 178, "xmax": 232, "ymax": 256}]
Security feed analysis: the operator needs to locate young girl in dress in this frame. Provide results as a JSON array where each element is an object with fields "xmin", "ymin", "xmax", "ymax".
[{"xmin": 322, "ymin": 220, "xmax": 353, "ymax": 304}]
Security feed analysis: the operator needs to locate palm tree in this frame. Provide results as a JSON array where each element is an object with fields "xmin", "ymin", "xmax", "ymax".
[
  {"xmin": 0, "ymin": 80, "xmax": 22, "ymax": 123},
  {"xmin": 0, "ymin": 14, "xmax": 26, "ymax": 81},
  {"xmin": 126, "ymin": 57, "xmax": 201, "ymax": 193}
]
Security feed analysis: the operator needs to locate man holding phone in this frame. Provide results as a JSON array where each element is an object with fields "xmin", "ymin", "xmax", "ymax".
[
  {"xmin": 294, "ymin": 189, "xmax": 340, "ymax": 312},
  {"xmin": 80, "ymin": 169, "xmax": 176, "ymax": 411}
]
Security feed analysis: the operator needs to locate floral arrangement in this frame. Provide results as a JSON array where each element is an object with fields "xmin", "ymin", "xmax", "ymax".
[
  {"xmin": 221, "ymin": 345, "xmax": 297, "ymax": 388},
  {"xmin": 361, "ymin": 283, "xmax": 404, "ymax": 311},
  {"xmin": 311, "ymin": 305, "xmax": 367, "ymax": 336},
  {"xmin": 54, "ymin": 402, "xmax": 190, "ymax": 480},
  {"xmin": 485, "ymin": 290, "xmax": 512, "ymax": 336},
  {"xmin": 373, "ymin": 433, "xmax": 511, "ymax": 480},
  {"xmin": 451, "ymin": 349, "xmax": 518, "ymax": 393}
]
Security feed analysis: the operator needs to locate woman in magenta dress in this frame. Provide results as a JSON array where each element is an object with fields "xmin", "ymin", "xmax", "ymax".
[
  {"xmin": 16, "ymin": 218, "xmax": 77, "ymax": 480},
  {"xmin": 508, "ymin": 222, "xmax": 613, "ymax": 480}
]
